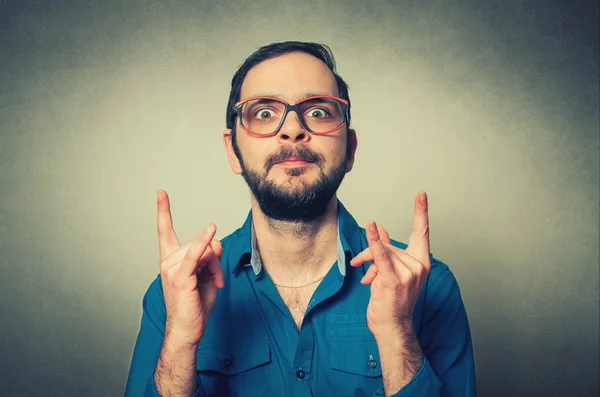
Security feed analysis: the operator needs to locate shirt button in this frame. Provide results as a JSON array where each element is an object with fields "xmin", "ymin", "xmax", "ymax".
[
  {"xmin": 224, "ymin": 357, "xmax": 233, "ymax": 368},
  {"xmin": 367, "ymin": 358, "xmax": 377, "ymax": 368},
  {"xmin": 296, "ymin": 369, "xmax": 306, "ymax": 379}
]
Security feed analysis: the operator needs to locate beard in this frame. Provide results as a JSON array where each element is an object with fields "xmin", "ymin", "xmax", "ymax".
[{"xmin": 237, "ymin": 144, "xmax": 348, "ymax": 222}]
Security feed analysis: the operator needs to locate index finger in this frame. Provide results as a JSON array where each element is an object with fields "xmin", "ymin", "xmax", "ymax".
[
  {"xmin": 407, "ymin": 191, "xmax": 430, "ymax": 264},
  {"xmin": 157, "ymin": 190, "xmax": 180, "ymax": 259}
]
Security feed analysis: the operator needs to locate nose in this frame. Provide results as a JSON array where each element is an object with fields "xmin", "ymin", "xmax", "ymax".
[{"xmin": 276, "ymin": 110, "xmax": 310, "ymax": 144}]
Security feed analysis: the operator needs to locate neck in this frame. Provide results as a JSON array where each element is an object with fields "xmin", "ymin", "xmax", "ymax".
[{"xmin": 251, "ymin": 196, "xmax": 339, "ymax": 286}]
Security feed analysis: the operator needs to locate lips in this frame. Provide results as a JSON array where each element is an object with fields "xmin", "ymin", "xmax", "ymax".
[{"xmin": 275, "ymin": 157, "xmax": 313, "ymax": 165}]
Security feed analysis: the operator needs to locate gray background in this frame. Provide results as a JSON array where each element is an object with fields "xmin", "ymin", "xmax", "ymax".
[{"xmin": 0, "ymin": 1, "xmax": 598, "ymax": 396}]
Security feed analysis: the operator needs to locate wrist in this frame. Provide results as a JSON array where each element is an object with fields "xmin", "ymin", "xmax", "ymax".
[
  {"xmin": 374, "ymin": 322, "xmax": 424, "ymax": 396},
  {"xmin": 372, "ymin": 320, "xmax": 415, "ymax": 343},
  {"xmin": 164, "ymin": 319, "xmax": 205, "ymax": 348},
  {"xmin": 164, "ymin": 328, "xmax": 202, "ymax": 351}
]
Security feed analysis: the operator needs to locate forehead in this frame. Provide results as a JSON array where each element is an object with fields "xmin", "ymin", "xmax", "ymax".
[{"xmin": 240, "ymin": 52, "xmax": 339, "ymax": 101}]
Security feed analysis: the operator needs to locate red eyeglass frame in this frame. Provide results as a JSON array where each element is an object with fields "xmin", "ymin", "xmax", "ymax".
[{"xmin": 233, "ymin": 95, "xmax": 349, "ymax": 137}]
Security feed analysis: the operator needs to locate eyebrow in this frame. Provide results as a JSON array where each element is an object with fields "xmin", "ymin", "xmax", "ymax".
[{"xmin": 245, "ymin": 92, "xmax": 334, "ymax": 101}]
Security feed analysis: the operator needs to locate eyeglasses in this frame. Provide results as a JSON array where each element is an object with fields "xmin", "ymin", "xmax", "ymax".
[{"xmin": 234, "ymin": 95, "xmax": 349, "ymax": 137}]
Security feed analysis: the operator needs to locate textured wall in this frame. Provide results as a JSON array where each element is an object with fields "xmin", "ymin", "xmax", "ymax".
[{"xmin": 0, "ymin": 1, "xmax": 598, "ymax": 396}]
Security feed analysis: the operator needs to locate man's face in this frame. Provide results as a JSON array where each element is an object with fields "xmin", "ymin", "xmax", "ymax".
[{"xmin": 224, "ymin": 51, "xmax": 357, "ymax": 222}]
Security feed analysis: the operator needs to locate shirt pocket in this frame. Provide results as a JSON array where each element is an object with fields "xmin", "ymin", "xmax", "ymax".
[
  {"xmin": 196, "ymin": 339, "xmax": 272, "ymax": 397},
  {"xmin": 330, "ymin": 341, "xmax": 383, "ymax": 378}
]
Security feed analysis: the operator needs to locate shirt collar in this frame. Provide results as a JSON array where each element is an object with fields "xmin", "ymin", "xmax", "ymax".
[{"xmin": 232, "ymin": 200, "xmax": 364, "ymax": 277}]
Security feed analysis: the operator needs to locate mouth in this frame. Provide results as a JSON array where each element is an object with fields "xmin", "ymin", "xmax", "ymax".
[{"xmin": 274, "ymin": 158, "xmax": 313, "ymax": 167}]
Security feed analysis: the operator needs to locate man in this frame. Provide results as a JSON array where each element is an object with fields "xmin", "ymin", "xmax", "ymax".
[{"xmin": 125, "ymin": 41, "xmax": 476, "ymax": 397}]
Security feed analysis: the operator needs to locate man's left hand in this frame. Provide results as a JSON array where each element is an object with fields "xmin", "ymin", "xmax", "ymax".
[{"xmin": 349, "ymin": 191, "xmax": 431, "ymax": 338}]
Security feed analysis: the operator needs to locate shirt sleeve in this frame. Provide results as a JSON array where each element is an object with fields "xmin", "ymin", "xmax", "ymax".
[
  {"xmin": 124, "ymin": 276, "xmax": 205, "ymax": 397},
  {"xmin": 372, "ymin": 265, "xmax": 477, "ymax": 397}
]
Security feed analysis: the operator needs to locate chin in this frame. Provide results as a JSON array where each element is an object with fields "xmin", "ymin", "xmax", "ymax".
[
  {"xmin": 280, "ymin": 173, "xmax": 319, "ymax": 189},
  {"xmin": 280, "ymin": 165, "xmax": 318, "ymax": 178},
  {"xmin": 275, "ymin": 179, "xmax": 309, "ymax": 193}
]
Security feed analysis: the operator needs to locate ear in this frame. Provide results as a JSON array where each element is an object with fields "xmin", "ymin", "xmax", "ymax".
[
  {"xmin": 345, "ymin": 128, "xmax": 358, "ymax": 173},
  {"xmin": 223, "ymin": 129, "xmax": 243, "ymax": 175}
]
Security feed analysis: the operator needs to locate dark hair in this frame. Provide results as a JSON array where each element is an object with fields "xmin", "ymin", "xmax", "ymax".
[{"xmin": 225, "ymin": 41, "xmax": 352, "ymax": 132}]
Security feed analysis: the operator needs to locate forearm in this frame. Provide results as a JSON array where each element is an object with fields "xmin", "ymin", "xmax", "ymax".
[
  {"xmin": 376, "ymin": 325, "xmax": 423, "ymax": 396},
  {"xmin": 154, "ymin": 332, "xmax": 199, "ymax": 397}
]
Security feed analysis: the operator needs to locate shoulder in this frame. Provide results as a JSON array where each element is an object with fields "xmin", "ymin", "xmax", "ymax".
[
  {"xmin": 143, "ymin": 274, "xmax": 164, "ymax": 301},
  {"xmin": 139, "ymin": 275, "xmax": 167, "ymax": 322}
]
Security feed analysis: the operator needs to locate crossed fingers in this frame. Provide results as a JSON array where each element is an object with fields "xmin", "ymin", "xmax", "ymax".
[
  {"xmin": 157, "ymin": 190, "xmax": 224, "ymax": 288},
  {"xmin": 349, "ymin": 192, "xmax": 431, "ymax": 285}
]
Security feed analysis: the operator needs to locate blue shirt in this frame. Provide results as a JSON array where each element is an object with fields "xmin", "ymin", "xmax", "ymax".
[{"xmin": 125, "ymin": 201, "xmax": 476, "ymax": 396}]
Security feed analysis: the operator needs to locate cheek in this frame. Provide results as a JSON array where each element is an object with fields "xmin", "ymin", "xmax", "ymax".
[
  {"xmin": 237, "ymin": 138, "xmax": 275, "ymax": 169},
  {"xmin": 326, "ymin": 141, "xmax": 348, "ymax": 167}
]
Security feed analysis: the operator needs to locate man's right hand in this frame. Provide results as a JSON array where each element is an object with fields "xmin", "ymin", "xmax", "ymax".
[{"xmin": 157, "ymin": 189, "xmax": 224, "ymax": 346}]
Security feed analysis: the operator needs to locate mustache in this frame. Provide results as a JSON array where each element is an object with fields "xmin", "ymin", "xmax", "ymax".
[{"xmin": 265, "ymin": 145, "xmax": 323, "ymax": 172}]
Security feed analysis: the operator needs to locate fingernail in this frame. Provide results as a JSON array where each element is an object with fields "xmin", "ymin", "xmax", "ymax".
[
  {"xmin": 369, "ymin": 221, "xmax": 377, "ymax": 232},
  {"xmin": 207, "ymin": 224, "xmax": 216, "ymax": 232},
  {"xmin": 420, "ymin": 192, "xmax": 427, "ymax": 204}
]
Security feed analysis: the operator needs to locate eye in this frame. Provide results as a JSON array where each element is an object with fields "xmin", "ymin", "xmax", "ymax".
[
  {"xmin": 306, "ymin": 108, "xmax": 330, "ymax": 118},
  {"xmin": 253, "ymin": 108, "xmax": 276, "ymax": 120}
]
